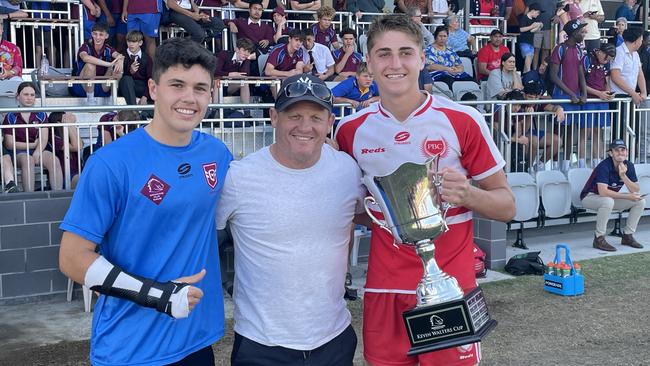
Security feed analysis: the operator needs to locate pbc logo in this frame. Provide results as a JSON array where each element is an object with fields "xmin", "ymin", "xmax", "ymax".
[
  {"xmin": 361, "ymin": 147, "xmax": 385, "ymax": 154},
  {"xmin": 140, "ymin": 174, "xmax": 171, "ymax": 205},
  {"xmin": 203, "ymin": 162, "xmax": 218, "ymax": 189},
  {"xmin": 394, "ymin": 131, "xmax": 411, "ymax": 145},
  {"xmin": 421, "ymin": 137, "xmax": 448, "ymax": 158}
]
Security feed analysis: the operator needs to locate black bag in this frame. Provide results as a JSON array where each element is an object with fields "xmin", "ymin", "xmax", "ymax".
[{"xmin": 504, "ymin": 251, "xmax": 544, "ymax": 276}]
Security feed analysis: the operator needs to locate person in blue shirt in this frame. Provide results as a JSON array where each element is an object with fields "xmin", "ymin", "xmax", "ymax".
[
  {"xmin": 580, "ymin": 139, "xmax": 645, "ymax": 252},
  {"xmin": 615, "ymin": 0, "xmax": 637, "ymax": 21},
  {"xmin": 332, "ymin": 62, "xmax": 380, "ymax": 114},
  {"xmin": 58, "ymin": 37, "xmax": 232, "ymax": 366}
]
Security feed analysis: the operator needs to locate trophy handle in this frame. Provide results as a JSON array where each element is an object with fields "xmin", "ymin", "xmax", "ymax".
[
  {"xmin": 426, "ymin": 154, "xmax": 454, "ymax": 221},
  {"xmin": 363, "ymin": 196, "xmax": 393, "ymax": 235}
]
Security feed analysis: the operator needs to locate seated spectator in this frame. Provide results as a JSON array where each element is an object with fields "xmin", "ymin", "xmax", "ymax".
[
  {"xmin": 214, "ymin": 37, "xmax": 255, "ymax": 104},
  {"xmin": 0, "ymin": 19, "xmax": 23, "ymax": 95},
  {"xmin": 487, "ymin": 52, "xmax": 523, "ymax": 99},
  {"xmin": 82, "ymin": 110, "xmax": 140, "ymax": 163},
  {"xmin": 72, "ymin": 22, "xmax": 124, "ymax": 104},
  {"xmin": 521, "ymin": 80, "xmax": 564, "ymax": 165},
  {"xmin": 119, "ymin": 30, "xmax": 152, "ymax": 106},
  {"xmin": 580, "ymin": 139, "xmax": 645, "ymax": 251},
  {"xmin": 303, "ymin": 33, "xmax": 335, "ymax": 80},
  {"xmin": 517, "ymin": 4, "xmax": 543, "ymax": 72},
  {"xmin": 312, "ymin": 6, "xmax": 340, "ymax": 50},
  {"xmin": 394, "ymin": 0, "xmax": 431, "ymax": 21},
  {"xmin": 583, "ymin": 42, "xmax": 616, "ymax": 166},
  {"xmin": 445, "ymin": 14, "xmax": 474, "ymax": 58},
  {"xmin": 227, "ymin": 0, "xmax": 275, "ymax": 56},
  {"xmin": 272, "ymin": 6, "xmax": 292, "ymax": 44},
  {"xmin": 289, "ymin": 0, "xmax": 321, "ymax": 21},
  {"xmin": 332, "ymin": 28, "xmax": 363, "ymax": 81},
  {"xmin": 230, "ymin": 0, "xmax": 271, "ymax": 9},
  {"xmin": 2, "ymin": 82, "xmax": 62, "ymax": 192},
  {"xmin": 121, "ymin": 0, "xmax": 160, "ymax": 61},
  {"xmin": 265, "ymin": 28, "xmax": 305, "ymax": 97},
  {"xmin": 501, "ymin": 89, "xmax": 532, "ymax": 172},
  {"xmin": 347, "ymin": 0, "xmax": 384, "ymax": 22},
  {"xmin": 48, "ymin": 112, "xmax": 83, "ymax": 189},
  {"xmin": 163, "ymin": 0, "xmax": 225, "ymax": 45},
  {"xmin": 407, "ymin": 6, "xmax": 434, "ymax": 49},
  {"xmin": 616, "ymin": 0, "xmax": 637, "ymax": 21},
  {"xmin": 1, "ymin": 141, "xmax": 17, "ymax": 193},
  {"xmin": 332, "ymin": 62, "xmax": 379, "ymax": 112},
  {"xmin": 476, "ymin": 29, "xmax": 509, "ymax": 81},
  {"xmin": 0, "ymin": 0, "xmax": 28, "ymax": 36},
  {"xmin": 425, "ymin": 26, "xmax": 473, "ymax": 88},
  {"xmin": 419, "ymin": 66, "xmax": 433, "ymax": 93}
]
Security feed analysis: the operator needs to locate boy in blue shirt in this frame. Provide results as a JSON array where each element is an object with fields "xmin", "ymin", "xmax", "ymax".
[
  {"xmin": 59, "ymin": 37, "xmax": 232, "ymax": 366},
  {"xmin": 332, "ymin": 62, "xmax": 380, "ymax": 113}
]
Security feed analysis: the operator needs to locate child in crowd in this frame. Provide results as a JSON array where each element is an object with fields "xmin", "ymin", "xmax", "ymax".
[
  {"xmin": 517, "ymin": 3, "xmax": 544, "ymax": 72},
  {"xmin": 213, "ymin": 38, "xmax": 255, "ymax": 105},
  {"xmin": 48, "ymin": 112, "xmax": 83, "ymax": 189},
  {"xmin": 332, "ymin": 62, "xmax": 380, "ymax": 114},
  {"xmin": 311, "ymin": 6, "xmax": 340, "ymax": 50},
  {"xmin": 119, "ymin": 30, "xmax": 152, "ymax": 105}
]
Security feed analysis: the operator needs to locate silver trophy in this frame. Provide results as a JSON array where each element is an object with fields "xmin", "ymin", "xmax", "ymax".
[{"xmin": 363, "ymin": 155, "xmax": 497, "ymax": 355}]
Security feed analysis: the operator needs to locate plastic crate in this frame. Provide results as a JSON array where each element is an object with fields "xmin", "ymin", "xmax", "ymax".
[{"xmin": 543, "ymin": 244, "xmax": 584, "ymax": 296}]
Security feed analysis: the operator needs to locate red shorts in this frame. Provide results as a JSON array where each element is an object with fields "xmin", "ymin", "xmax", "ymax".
[{"xmin": 363, "ymin": 292, "xmax": 481, "ymax": 366}]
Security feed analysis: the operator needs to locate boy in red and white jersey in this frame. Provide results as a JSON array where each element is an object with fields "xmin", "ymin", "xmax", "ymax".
[{"xmin": 334, "ymin": 14, "xmax": 515, "ymax": 366}]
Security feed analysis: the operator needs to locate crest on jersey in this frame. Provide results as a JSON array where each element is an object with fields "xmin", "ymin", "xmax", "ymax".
[
  {"xmin": 140, "ymin": 174, "xmax": 171, "ymax": 205},
  {"xmin": 421, "ymin": 137, "xmax": 449, "ymax": 158},
  {"xmin": 203, "ymin": 162, "xmax": 218, "ymax": 189}
]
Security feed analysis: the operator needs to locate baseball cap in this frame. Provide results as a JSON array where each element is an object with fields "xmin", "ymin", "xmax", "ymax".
[
  {"xmin": 609, "ymin": 139, "xmax": 627, "ymax": 150},
  {"xmin": 527, "ymin": 3, "xmax": 544, "ymax": 12},
  {"xmin": 490, "ymin": 29, "xmax": 504, "ymax": 37},
  {"xmin": 599, "ymin": 42, "xmax": 616, "ymax": 58},
  {"xmin": 272, "ymin": 6, "xmax": 285, "ymax": 16},
  {"xmin": 275, "ymin": 73, "xmax": 333, "ymax": 112},
  {"xmin": 563, "ymin": 19, "xmax": 588, "ymax": 37}
]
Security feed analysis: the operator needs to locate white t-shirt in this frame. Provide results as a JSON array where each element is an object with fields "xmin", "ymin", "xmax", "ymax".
[
  {"xmin": 176, "ymin": 0, "xmax": 193, "ymax": 10},
  {"xmin": 302, "ymin": 42, "xmax": 336, "ymax": 74},
  {"xmin": 611, "ymin": 43, "xmax": 641, "ymax": 95},
  {"xmin": 216, "ymin": 144, "xmax": 365, "ymax": 350},
  {"xmin": 431, "ymin": 0, "xmax": 449, "ymax": 24}
]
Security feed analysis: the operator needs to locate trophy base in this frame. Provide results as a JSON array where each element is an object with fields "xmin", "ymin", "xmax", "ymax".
[{"xmin": 403, "ymin": 287, "xmax": 497, "ymax": 356}]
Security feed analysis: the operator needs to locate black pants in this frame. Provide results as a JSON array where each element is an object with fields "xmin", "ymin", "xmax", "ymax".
[
  {"xmin": 169, "ymin": 10, "xmax": 225, "ymax": 45},
  {"xmin": 166, "ymin": 345, "xmax": 214, "ymax": 366},
  {"xmin": 231, "ymin": 324, "xmax": 357, "ymax": 366},
  {"xmin": 118, "ymin": 75, "xmax": 148, "ymax": 105}
]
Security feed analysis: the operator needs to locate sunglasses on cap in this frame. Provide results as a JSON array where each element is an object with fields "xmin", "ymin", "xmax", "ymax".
[{"xmin": 280, "ymin": 81, "xmax": 333, "ymax": 103}]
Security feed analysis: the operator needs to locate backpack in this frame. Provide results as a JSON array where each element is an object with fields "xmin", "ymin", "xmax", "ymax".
[
  {"xmin": 473, "ymin": 244, "xmax": 487, "ymax": 278},
  {"xmin": 504, "ymin": 251, "xmax": 545, "ymax": 276}
]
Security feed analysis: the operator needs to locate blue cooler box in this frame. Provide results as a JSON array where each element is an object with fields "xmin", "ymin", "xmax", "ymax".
[{"xmin": 543, "ymin": 244, "xmax": 584, "ymax": 296}]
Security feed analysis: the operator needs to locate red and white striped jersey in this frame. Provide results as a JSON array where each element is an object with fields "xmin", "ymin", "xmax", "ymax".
[{"xmin": 335, "ymin": 94, "xmax": 505, "ymax": 293}]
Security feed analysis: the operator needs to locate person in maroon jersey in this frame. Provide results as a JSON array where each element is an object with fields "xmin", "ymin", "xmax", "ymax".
[{"xmin": 334, "ymin": 14, "xmax": 515, "ymax": 366}]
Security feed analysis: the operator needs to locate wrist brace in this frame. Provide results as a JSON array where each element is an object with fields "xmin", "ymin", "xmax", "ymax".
[{"xmin": 84, "ymin": 256, "xmax": 191, "ymax": 318}]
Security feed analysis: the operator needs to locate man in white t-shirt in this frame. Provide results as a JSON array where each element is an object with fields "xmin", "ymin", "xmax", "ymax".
[{"xmin": 217, "ymin": 73, "xmax": 365, "ymax": 366}]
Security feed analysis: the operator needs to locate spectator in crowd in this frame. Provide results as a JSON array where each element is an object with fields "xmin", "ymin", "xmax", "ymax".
[
  {"xmin": 1, "ymin": 143, "xmax": 17, "ymax": 193},
  {"xmin": 347, "ymin": 0, "xmax": 384, "ymax": 22},
  {"xmin": 332, "ymin": 62, "xmax": 380, "ymax": 112},
  {"xmin": 425, "ymin": 26, "xmax": 473, "ymax": 88},
  {"xmin": 214, "ymin": 37, "xmax": 255, "ymax": 103},
  {"xmin": 119, "ymin": 30, "xmax": 151, "ymax": 105},
  {"xmin": 395, "ymin": 0, "xmax": 431, "ymax": 21},
  {"xmin": 608, "ymin": 17, "xmax": 627, "ymax": 47},
  {"xmin": 477, "ymin": 29, "xmax": 509, "ymax": 80},
  {"xmin": 71, "ymin": 22, "xmax": 124, "ymax": 104},
  {"xmin": 227, "ymin": 0, "xmax": 275, "ymax": 56},
  {"xmin": 431, "ymin": 0, "xmax": 451, "ymax": 24},
  {"xmin": 82, "ymin": 110, "xmax": 140, "ymax": 163},
  {"xmin": 550, "ymin": 19, "xmax": 588, "ymax": 171},
  {"xmin": 121, "ymin": 0, "xmax": 160, "ymax": 61},
  {"xmin": 637, "ymin": 31, "xmax": 650, "ymax": 159},
  {"xmin": 407, "ymin": 6, "xmax": 434, "ymax": 49},
  {"xmin": 312, "ymin": 6, "xmax": 340, "ymax": 50},
  {"xmin": 78, "ymin": 0, "xmax": 102, "ymax": 40},
  {"xmin": 616, "ymin": 0, "xmax": 637, "ymax": 21},
  {"xmin": 445, "ymin": 14, "xmax": 474, "ymax": 58},
  {"xmin": 419, "ymin": 66, "xmax": 434, "ymax": 93},
  {"xmin": 265, "ymin": 28, "xmax": 305, "ymax": 88},
  {"xmin": 97, "ymin": 0, "xmax": 127, "ymax": 52},
  {"xmin": 272, "ymin": 6, "xmax": 291, "ymax": 44},
  {"xmin": 218, "ymin": 73, "xmax": 362, "ymax": 366},
  {"xmin": 525, "ymin": 0, "xmax": 554, "ymax": 72},
  {"xmin": 290, "ymin": 0, "xmax": 321, "ymax": 21},
  {"xmin": 230, "ymin": 0, "xmax": 271, "ymax": 9},
  {"xmin": 0, "ymin": 19, "xmax": 23, "ymax": 95},
  {"xmin": 611, "ymin": 27, "xmax": 647, "ymax": 141},
  {"xmin": 517, "ymin": 4, "xmax": 543, "ymax": 73},
  {"xmin": 501, "ymin": 89, "xmax": 532, "ymax": 172},
  {"xmin": 333, "ymin": 28, "xmax": 363, "ymax": 81},
  {"xmin": 556, "ymin": 0, "xmax": 582, "ymax": 42},
  {"xmin": 583, "ymin": 42, "xmax": 616, "ymax": 166},
  {"xmin": 469, "ymin": 0, "xmax": 499, "ymax": 26},
  {"xmin": 579, "ymin": 0, "xmax": 605, "ymax": 52},
  {"xmin": 48, "ymin": 112, "xmax": 83, "ymax": 189},
  {"xmin": 2, "ymin": 82, "xmax": 63, "ymax": 192},
  {"xmin": 303, "ymin": 33, "xmax": 336, "ymax": 80},
  {"xmin": 163, "ymin": 0, "xmax": 225, "ymax": 45},
  {"xmin": 639, "ymin": 31, "xmax": 650, "ymax": 95},
  {"xmin": 580, "ymin": 139, "xmax": 645, "ymax": 251},
  {"xmin": 487, "ymin": 52, "xmax": 523, "ymax": 99},
  {"xmin": 521, "ymin": 80, "xmax": 564, "ymax": 164},
  {"xmin": 0, "ymin": 0, "xmax": 28, "ymax": 40}
]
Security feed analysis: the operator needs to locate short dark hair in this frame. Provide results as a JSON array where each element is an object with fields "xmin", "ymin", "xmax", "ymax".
[
  {"xmin": 288, "ymin": 28, "xmax": 306, "ymax": 41},
  {"xmin": 152, "ymin": 38, "xmax": 217, "ymax": 83},
  {"xmin": 248, "ymin": 0, "xmax": 263, "ymax": 7},
  {"xmin": 339, "ymin": 27, "xmax": 356, "ymax": 39},
  {"xmin": 623, "ymin": 27, "xmax": 643, "ymax": 43},
  {"xmin": 236, "ymin": 38, "xmax": 255, "ymax": 52},
  {"xmin": 91, "ymin": 22, "xmax": 110, "ymax": 34},
  {"xmin": 433, "ymin": 26, "xmax": 449, "ymax": 39}
]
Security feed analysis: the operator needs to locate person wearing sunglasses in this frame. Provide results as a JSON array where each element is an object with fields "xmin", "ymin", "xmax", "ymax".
[{"xmin": 218, "ymin": 73, "xmax": 364, "ymax": 366}]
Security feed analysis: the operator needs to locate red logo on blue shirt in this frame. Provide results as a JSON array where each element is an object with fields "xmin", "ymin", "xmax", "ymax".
[
  {"xmin": 203, "ymin": 162, "xmax": 218, "ymax": 189},
  {"xmin": 140, "ymin": 174, "xmax": 171, "ymax": 205}
]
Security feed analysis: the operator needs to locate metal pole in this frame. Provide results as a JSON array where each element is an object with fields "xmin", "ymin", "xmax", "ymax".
[
  {"xmin": 464, "ymin": 0, "xmax": 470, "ymax": 32},
  {"xmin": 645, "ymin": 0, "xmax": 649, "ymax": 31}
]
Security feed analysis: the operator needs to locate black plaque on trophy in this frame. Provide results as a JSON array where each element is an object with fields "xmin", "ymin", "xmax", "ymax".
[{"xmin": 402, "ymin": 287, "xmax": 498, "ymax": 356}]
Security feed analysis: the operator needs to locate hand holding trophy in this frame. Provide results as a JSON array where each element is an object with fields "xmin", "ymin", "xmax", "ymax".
[{"xmin": 363, "ymin": 154, "xmax": 497, "ymax": 356}]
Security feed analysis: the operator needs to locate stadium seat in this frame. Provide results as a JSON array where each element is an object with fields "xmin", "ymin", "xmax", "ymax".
[
  {"xmin": 451, "ymin": 80, "xmax": 481, "ymax": 101},
  {"xmin": 432, "ymin": 81, "xmax": 453, "ymax": 99},
  {"xmin": 507, "ymin": 172, "xmax": 539, "ymax": 249},
  {"xmin": 535, "ymin": 170, "xmax": 572, "ymax": 219},
  {"xmin": 635, "ymin": 164, "xmax": 650, "ymax": 208},
  {"xmin": 257, "ymin": 53, "xmax": 269, "ymax": 77},
  {"xmin": 567, "ymin": 168, "xmax": 593, "ymax": 222},
  {"xmin": 460, "ymin": 57, "xmax": 474, "ymax": 78}
]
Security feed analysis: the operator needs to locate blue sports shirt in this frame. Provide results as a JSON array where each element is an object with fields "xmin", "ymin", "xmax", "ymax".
[{"xmin": 61, "ymin": 128, "xmax": 232, "ymax": 366}]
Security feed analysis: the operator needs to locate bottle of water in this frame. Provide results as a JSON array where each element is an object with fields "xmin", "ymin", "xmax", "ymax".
[{"xmin": 40, "ymin": 54, "xmax": 49, "ymax": 76}]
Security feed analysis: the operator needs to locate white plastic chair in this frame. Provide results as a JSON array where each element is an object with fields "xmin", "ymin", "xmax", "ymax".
[
  {"xmin": 451, "ymin": 80, "xmax": 481, "ymax": 101},
  {"xmin": 635, "ymin": 164, "xmax": 650, "ymax": 208},
  {"xmin": 460, "ymin": 57, "xmax": 474, "ymax": 78},
  {"xmin": 567, "ymin": 168, "xmax": 593, "ymax": 210},
  {"xmin": 536, "ymin": 170, "xmax": 572, "ymax": 219},
  {"xmin": 507, "ymin": 172, "xmax": 539, "ymax": 249},
  {"xmin": 67, "ymin": 279, "xmax": 93, "ymax": 312}
]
